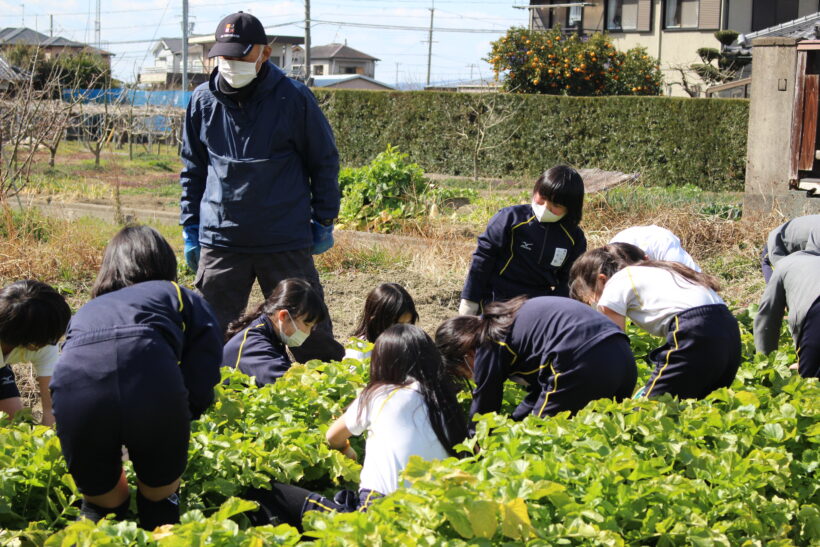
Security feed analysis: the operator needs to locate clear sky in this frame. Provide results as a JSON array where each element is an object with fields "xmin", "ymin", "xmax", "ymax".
[{"xmin": 0, "ymin": 0, "xmax": 530, "ymax": 86}]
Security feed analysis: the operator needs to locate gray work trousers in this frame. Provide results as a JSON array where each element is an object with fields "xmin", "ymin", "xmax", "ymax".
[{"xmin": 195, "ymin": 246, "xmax": 344, "ymax": 363}]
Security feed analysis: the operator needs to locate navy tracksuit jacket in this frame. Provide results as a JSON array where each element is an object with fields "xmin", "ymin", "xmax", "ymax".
[
  {"xmin": 462, "ymin": 205, "xmax": 587, "ymax": 304},
  {"xmin": 180, "ymin": 62, "xmax": 341, "ymax": 252},
  {"xmin": 50, "ymin": 281, "xmax": 223, "ymax": 495},
  {"xmin": 223, "ymin": 314, "xmax": 292, "ymax": 386},
  {"xmin": 470, "ymin": 297, "xmax": 635, "ymax": 431}
]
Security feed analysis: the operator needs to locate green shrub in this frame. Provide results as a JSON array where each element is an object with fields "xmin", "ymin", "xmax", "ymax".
[
  {"xmin": 315, "ymin": 90, "xmax": 748, "ymax": 191},
  {"xmin": 338, "ymin": 145, "xmax": 475, "ymax": 231}
]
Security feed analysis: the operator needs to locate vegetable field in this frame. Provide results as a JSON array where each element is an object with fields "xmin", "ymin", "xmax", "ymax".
[{"xmin": 2, "ymin": 313, "xmax": 817, "ymax": 546}]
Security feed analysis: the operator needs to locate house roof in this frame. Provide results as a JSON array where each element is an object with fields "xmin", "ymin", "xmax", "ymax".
[
  {"xmin": 311, "ymin": 74, "xmax": 393, "ymax": 89},
  {"xmin": 0, "ymin": 54, "xmax": 27, "ymax": 82},
  {"xmin": 154, "ymin": 37, "xmax": 204, "ymax": 55},
  {"xmin": 0, "ymin": 27, "xmax": 112, "ymax": 55},
  {"xmin": 734, "ymin": 11, "xmax": 820, "ymax": 52},
  {"xmin": 310, "ymin": 43, "xmax": 379, "ymax": 62}
]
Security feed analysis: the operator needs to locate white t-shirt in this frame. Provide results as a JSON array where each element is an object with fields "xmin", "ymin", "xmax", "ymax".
[
  {"xmin": 344, "ymin": 381, "xmax": 449, "ymax": 495},
  {"xmin": 610, "ymin": 225, "xmax": 701, "ymax": 272},
  {"xmin": 0, "ymin": 344, "xmax": 59, "ymax": 377},
  {"xmin": 598, "ymin": 266, "xmax": 723, "ymax": 337}
]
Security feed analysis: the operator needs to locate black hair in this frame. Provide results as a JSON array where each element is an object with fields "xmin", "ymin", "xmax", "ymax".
[
  {"xmin": 358, "ymin": 324, "xmax": 468, "ymax": 457},
  {"xmin": 568, "ymin": 243, "xmax": 720, "ymax": 305},
  {"xmin": 532, "ymin": 165, "xmax": 585, "ymax": 226},
  {"xmin": 352, "ymin": 283, "xmax": 419, "ymax": 343},
  {"xmin": 0, "ymin": 280, "xmax": 71, "ymax": 348},
  {"xmin": 226, "ymin": 278, "xmax": 328, "ymax": 340},
  {"xmin": 435, "ymin": 296, "xmax": 528, "ymax": 382},
  {"xmin": 91, "ymin": 225, "xmax": 177, "ymax": 298}
]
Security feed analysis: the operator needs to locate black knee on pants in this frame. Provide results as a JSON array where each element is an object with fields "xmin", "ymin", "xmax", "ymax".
[
  {"xmin": 80, "ymin": 496, "xmax": 130, "ymax": 522},
  {"xmin": 137, "ymin": 489, "xmax": 180, "ymax": 530}
]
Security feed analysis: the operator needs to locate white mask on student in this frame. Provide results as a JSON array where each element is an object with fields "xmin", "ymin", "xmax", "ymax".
[
  {"xmin": 218, "ymin": 50, "xmax": 262, "ymax": 89},
  {"xmin": 278, "ymin": 311, "xmax": 310, "ymax": 348},
  {"xmin": 531, "ymin": 199, "xmax": 566, "ymax": 223}
]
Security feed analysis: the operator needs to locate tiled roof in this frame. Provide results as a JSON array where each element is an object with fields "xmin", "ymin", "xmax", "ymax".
[{"xmin": 310, "ymin": 43, "xmax": 379, "ymax": 61}]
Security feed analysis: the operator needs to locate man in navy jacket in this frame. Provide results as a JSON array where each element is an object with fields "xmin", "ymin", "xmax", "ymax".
[{"xmin": 180, "ymin": 12, "xmax": 343, "ymax": 362}]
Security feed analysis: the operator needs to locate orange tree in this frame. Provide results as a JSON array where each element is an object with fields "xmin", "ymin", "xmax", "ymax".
[{"xmin": 488, "ymin": 27, "xmax": 663, "ymax": 96}]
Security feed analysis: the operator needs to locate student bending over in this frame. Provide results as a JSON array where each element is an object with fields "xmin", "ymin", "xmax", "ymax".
[
  {"xmin": 0, "ymin": 280, "xmax": 70, "ymax": 426},
  {"xmin": 459, "ymin": 165, "xmax": 586, "ymax": 315},
  {"xmin": 761, "ymin": 214, "xmax": 820, "ymax": 283},
  {"xmin": 570, "ymin": 243, "xmax": 741, "ymax": 400},
  {"xmin": 609, "ymin": 224, "xmax": 700, "ymax": 271},
  {"xmin": 50, "ymin": 225, "xmax": 223, "ymax": 530},
  {"xmin": 754, "ymin": 231, "xmax": 820, "ymax": 378},
  {"xmin": 223, "ymin": 278, "xmax": 327, "ymax": 386},
  {"xmin": 345, "ymin": 282, "xmax": 418, "ymax": 359},
  {"xmin": 245, "ymin": 323, "xmax": 467, "ymax": 529},
  {"xmin": 437, "ymin": 296, "xmax": 636, "ymax": 434}
]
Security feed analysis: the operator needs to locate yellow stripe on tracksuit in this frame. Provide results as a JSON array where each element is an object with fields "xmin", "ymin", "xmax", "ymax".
[
  {"xmin": 537, "ymin": 361, "xmax": 559, "ymax": 418},
  {"xmin": 498, "ymin": 216, "xmax": 537, "ymax": 276},
  {"xmin": 234, "ymin": 323, "xmax": 266, "ymax": 370},
  {"xmin": 171, "ymin": 281, "xmax": 186, "ymax": 332},
  {"xmin": 559, "ymin": 224, "xmax": 575, "ymax": 246},
  {"xmin": 494, "ymin": 340, "xmax": 519, "ymax": 366},
  {"xmin": 306, "ymin": 498, "xmax": 337, "ymax": 512},
  {"xmin": 359, "ymin": 490, "xmax": 377, "ymax": 512},
  {"xmin": 645, "ymin": 315, "xmax": 681, "ymax": 398}
]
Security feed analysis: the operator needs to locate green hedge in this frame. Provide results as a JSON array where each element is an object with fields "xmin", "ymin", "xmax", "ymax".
[{"xmin": 314, "ymin": 90, "xmax": 749, "ymax": 191}]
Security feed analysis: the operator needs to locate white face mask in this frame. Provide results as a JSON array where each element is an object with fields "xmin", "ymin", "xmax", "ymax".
[
  {"xmin": 531, "ymin": 199, "xmax": 566, "ymax": 223},
  {"xmin": 278, "ymin": 311, "xmax": 310, "ymax": 348},
  {"xmin": 218, "ymin": 50, "xmax": 262, "ymax": 89}
]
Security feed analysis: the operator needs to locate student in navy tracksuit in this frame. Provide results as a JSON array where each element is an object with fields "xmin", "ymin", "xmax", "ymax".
[
  {"xmin": 222, "ymin": 278, "xmax": 328, "ymax": 386},
  {"xmin": 345, "ymin": 283, "xmax": 419, "ymax": 359},
  {"xmin": 459, "ymin": 165, "xmax": 586, "ymax": 315},
  {"xmin": 570, "ymin": 243, "xmax": 741, "ymax": 400},
  {"xmin": 436, "ymin": 296, "xmax": 636, "ymax": 433},
  {"xmin": 51, "ymin": 226, "xmax": 222, "ymax": 530}
]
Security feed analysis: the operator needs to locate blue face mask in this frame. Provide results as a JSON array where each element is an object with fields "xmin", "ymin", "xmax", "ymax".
[{"xmin": 278, "ymin": 311, "xmax": 310, "ymax": 348}]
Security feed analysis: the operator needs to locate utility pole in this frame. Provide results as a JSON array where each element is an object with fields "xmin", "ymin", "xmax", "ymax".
[
  {"xmin": 49, "ymin": 14, "xmax": 53, "ymax": 37},
  {"xmin": 395, "ymin": 62, "xmax": 400, "ymax": 87},
  {"xmin": 182, "ymin": 0, "xmax": 189, "ymax": 92},
  {"xmin": 20, "ymin": 4, "xmax": 24, "ymax": 27},
  {"xmin": 94, "ymin": 0, "xmax": 101, "ymax": 49},
  {"xmin": 305, "ymin": 0, "xmax": 312, "ymax": 84},
  {"xmin": 425, "ymin": 1, "xmax": 435, "ymax": 86}
]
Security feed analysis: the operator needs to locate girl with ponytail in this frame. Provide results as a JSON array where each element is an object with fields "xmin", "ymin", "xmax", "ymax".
[
  {"xmin": 435, "ymin": 296, "xmax": 637, "ymax": 434},
  {"xmin": 569, "ymin": 243, "xmax": 741, "ymax": 400},
  {"xmin": 222, "ymin": 278, "xmax": 328, "ymax": 386}
]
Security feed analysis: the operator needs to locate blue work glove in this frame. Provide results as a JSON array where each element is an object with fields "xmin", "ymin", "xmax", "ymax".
[
  {"xmin": 311, "ymin": 220, "xmax": 335, "ymax": 255},
  {"xmin": 182, "ymin": 224, "xmax": 201, "ymax": 273}
]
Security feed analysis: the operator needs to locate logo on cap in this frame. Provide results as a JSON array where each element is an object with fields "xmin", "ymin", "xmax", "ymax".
[{"xmin": 224, "ymin": 23, "xmax": 235, "ymax": 33}]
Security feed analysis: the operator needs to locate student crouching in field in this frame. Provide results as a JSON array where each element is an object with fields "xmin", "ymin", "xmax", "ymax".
[
  {"xmin": 609, "ymin": 224, "xmax": 700, "ymax": 271},
  {"xmin": 458, "ymin": 165, "xmax": 586, "ymax": 315},
  {"xmin": 345, "ymin": 283, "xmax": 419, "ymax": 360},
  {"xmin": 436, "ymin": 296, "xmax": 637, "ymax": 433},
  {"xmin": 0, "ymin": 280, "xmax": 70, "ymax": 426},
  {"xmin": 570, "ymin": 243, "xmax": 741, "ymax": 400},
  {"xmin": 50, "ymin": 225, "xmax": 223, "ymax": 530},
  {"xmin": 754, "ymin": 231, "xmax": 820, "ymax": 378},
  {"xmin": 222, "ymin": 278, "xmax": 328, "ymax": 386},
  {"xmin": 245, "ymin": 324, "xmax": 467, "ymax": 529},
  {"xmin": 761, "ymin": 214, "xmax": 820, "ymax": 283}
]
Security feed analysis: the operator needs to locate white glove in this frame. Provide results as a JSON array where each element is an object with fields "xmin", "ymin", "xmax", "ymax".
[{"xmin": 458, "ymin": 299, "xmax": 480, "ymax": 316}]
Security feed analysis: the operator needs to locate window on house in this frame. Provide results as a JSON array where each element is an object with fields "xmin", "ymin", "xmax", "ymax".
[
  {"xmin": 343, "ymin": 66, "xmax": 357, "ymax": 74},
  {"xmin": 665, "ymin": 0, "xmax": 699, "ymax": 29},
  {"xmin": 606, "ymin": 0, "xmax": 638, "ymax": 31},
  {"xmin": 313, "ymin": 65, "xmax": 324, "ymax": 75},
  {"xmin": 567, "ymin": 5, "xmax": 583, "ymax": 29}
]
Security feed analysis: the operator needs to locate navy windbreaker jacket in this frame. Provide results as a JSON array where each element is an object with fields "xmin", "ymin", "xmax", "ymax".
[
  {"xmin": 180, "ymin": 62, "xmax": 341, "ymax": 253},
  {"xmin": 222, "ymin": 314, "xmax": 292, "ymax": 386},
  {"xmin": 470, "ymin": 297, "xmax": 626, "ymax": 427},
  {"xmin": 57, "ymin": 281, "xmax": 223, "ymax": 418},
  {"xmin": 461, "ymin": 205, "xmax": 586, "ymax": 304}
]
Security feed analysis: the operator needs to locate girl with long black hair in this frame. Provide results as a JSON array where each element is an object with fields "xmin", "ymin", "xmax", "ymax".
[
  {"xmin": 245, "ymin": 323, "xmax": 467, "ymax": 528},
  {"xmin": 436, "ymin": 296, "xmax": 636, "ymax": 433},
  {"xmin": 345, "ymin": 283, "xmax": 419, "ymax": 359},
  {"xmin": 222, "ymin": 278, "xmax": 328, "ymax": 386}
]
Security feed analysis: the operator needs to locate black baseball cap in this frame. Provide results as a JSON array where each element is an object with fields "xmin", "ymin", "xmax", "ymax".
[{"xmin": 208, "ymin": 12, "xmax": 268, "ymax": 58}]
